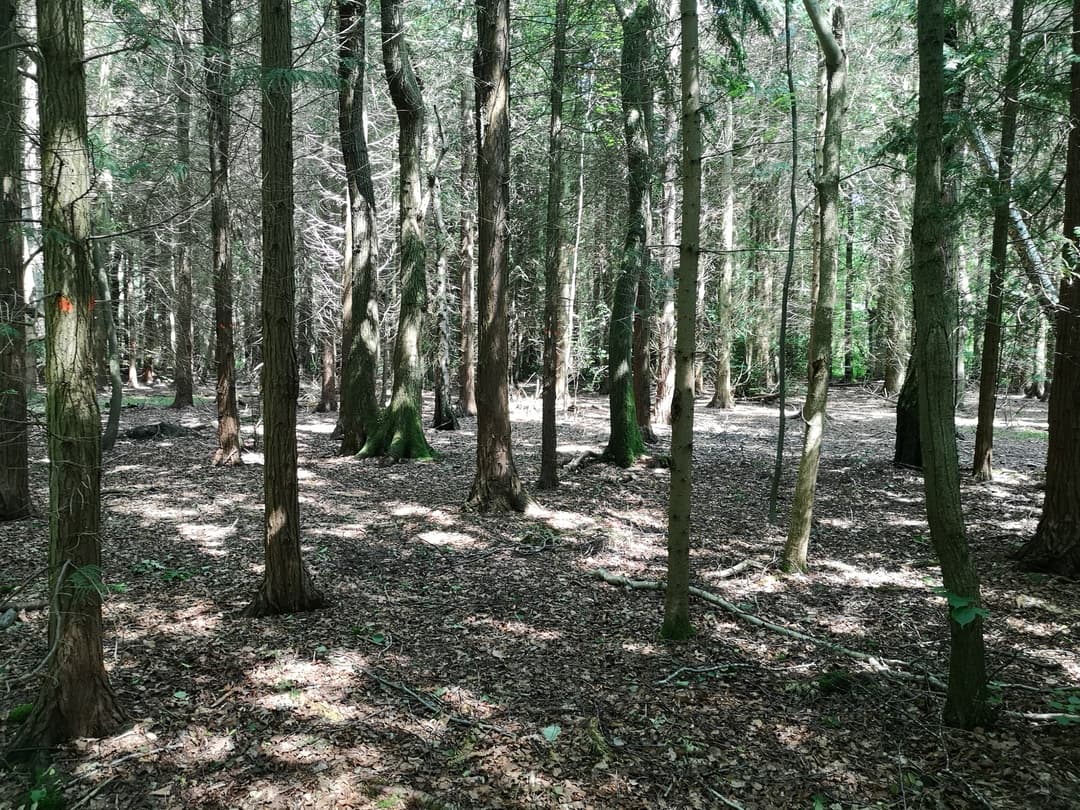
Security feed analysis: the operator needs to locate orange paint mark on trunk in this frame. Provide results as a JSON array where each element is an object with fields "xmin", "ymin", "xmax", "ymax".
[{"xmin": 57, "ymin": 295, "xmax": 73, "ymax": 313}]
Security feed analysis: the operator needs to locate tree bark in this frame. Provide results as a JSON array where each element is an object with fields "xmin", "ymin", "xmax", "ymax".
[
  {"xmin": 707, "ymin": 99, "xmax": 735, "ymax": 410},
  {"xmin": 843, "ymin": 192, "xmax": 855, "ymax": 383},
  {"xmin": 204, "ymin": 0, "xmax": 242, "ymax": 466},
  {"xmin": 654, "ymin": 0, "xmax": 678, "ymax": 424},
  {"xmin": 603, "ymin": 0, "xmax": 652, "ymax": 468},
  {"xmin": 972, "ymin": 0, "xmax": 1024, "ymax": 482},
  {"xmin": 539, "ymin": 0, "xmax": 569, "ymax": 489},
  {"xmin": 0, "ymin": 0, "xmax": 30, "ymax": 519},
  {"xmin": 468, "ymin": 0, "xmax": 528, "ymax": 511},
  {"xmin": 912, "ymin": 0, "xmax": 990, "ymax": 728},
  {"xmin": 336, "ymin": 0, "xmax": 380, "ymax": 454},
  {"xmin": 10, "ymin": 0, "xmax": 126, "ymax": 753},
  {"xmin": 457, "ymin": 79, "xmax": 477, "ymax": 417},
  {"xmin": 360, "ymin": 0, "xmax": 433, "ymax": 459},
  {"xmin": 429, "ymin": 150, "xmax": 458, "ymax": 432},
  {"xmin": 244, "ymin": 0, "xmax": 325, "ymax": 616},
  {"xmin": 782, "ymin": 0, "xmax": 845, "ymax": 573},
  {"xmin": 661, "ymin": 0, "xmax": 700, "ymax": 641},
  {"xmin": 1017, "ymin": 0, "xmax": 1080, "ymax": 578},
  {"xmin": 171, "ymin": 29, "xmax": 194, "ymax": 409}
]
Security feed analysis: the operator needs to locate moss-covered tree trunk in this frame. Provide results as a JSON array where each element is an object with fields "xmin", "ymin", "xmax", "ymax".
[
  {"xmin": 360, "ymin": 0, "xmax": 433, "ymax": 460},
  {"xmin": 469, "ymin": 0, "xmax": 528, "ymax": 511},
  {"xmin": 972, "ymin": 0, "xmax": 1024, "ymax": 482},
  {"xmin": 662, "ymin": 0, "xmax": 700, "ymax": 641},
  {"xmin": 912, "ymin": 0, "xmax": 990, "ymax": 729},
  {"xmin": 603, "ymin": 0, "xmax": 652, "ymax": 468},
  {"xmin": 782, "ymin": 0, "xmax": 845, "ymax": 573},
  {"xmin": 539, "ymin": 0, "xmax": 568, "ymax": 489},
  {"xmin": 205, "ymin": 0, "xmax": 242, "ymax": 466},
  {"xmin": 0, "ymin": 0, "xmax": 30, "ymax": 519},
  {"xmin": 243, "ymin": 0, "xmax": 325, "ymax": 617},
  {"xmin": 10, "ymin": 0, "xmax": 127, "ymax": 754},
  {"xmin": 1017, "ymin": 0, "xmax": 1080, "ymax": 578},
  {"xmin": 171, "ymin": 31, "xmax": 194, "ymax": 409},
  {"xmin": 337, "ymin": 0, "xmax": 380, "ymax": 456}
]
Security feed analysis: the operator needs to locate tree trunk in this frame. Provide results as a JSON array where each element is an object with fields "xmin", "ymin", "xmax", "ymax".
[
  {"xmin": 141, "ymin": 243, "xmax": 158, "ymax": 384},
  {"xmin": 894, "ymin": 351, "xmax": 921, "ymax": 466},
  {"xmin": 654, "ymin": 0, "xmax": 678, "ymax": 424},
  {"xmin": 457, "ymin": 80, "xmax": 477, "ymax": 417},
  {"xmin": 429, "ymin": 165, "xmax": 458, "ymax": 432},
  {"xmin": 360, "ymin": 0, "xmax": 433, "ymax": 459},
  {"xmin": 882, "ymin": 219, "xmax": 909, "ymax": 396},
  {"xmin": 603, "ymin": 0, "xmax": 652, "ymax": 468},
  {"xmin": 912, "ymin": 0, "xmax": 990, "ymax": 729},
  {"xmin": 204, "ymin": 0, "xmax": 242, "ymax": 466},
  {"xmin": 0, "ymin": 0, "xmax": 30, "ymax": 519},
  {"xmin": 124, "ymin": 252, "xmax": 141, "ymax": 388},
  {"xmin": 244, "ymin": 0, "xmax": 325, "ymax": 616},
  {"xmin": 843, "ymin": 192, "xmax": 855, "ymax": 383},
  {"xmin": 468, "ymin": 0, "xmax": 528, "ymax": 511},
  {"xmin": 632, "ymin": 262, "xmax": 656, "ymax": 442},
  {"xmin": 316, "ymin": 336, "xmax": 337, "ymax": 412},
  {"xmin": 662, "ymin": 0, "xmax": 700, "ymax": 642},
  {"xmin": 972, "ymin": 0, "xmax": 1024, "ymax": 482},
  {"xmin": 539, "ymin": 0, "xmax": 568, "ymax": 489},
  {"xmin": 95, "ymin": 243, "xmax": 123, "ymax": 452},
  {"xmin": 336, "ymin": 0, "xmax": 380, "ymax": 455},
  {"xmin": 1017, "ymin": 0, "xmax": 1080, "ymax": 578},
  {"xmin": 782, "ymin": 0, "xmax": 845, "ymax": 573},
  {"xmin": 1026, "ymin": 311, "xmax": 1048, "ymax": 400},
  {"xmin": 171, "ymin": 32, "xmax": 194, "ymax": 409},
  {"xmin": 708, "ymin": 99, "xmax": 735, "ymax": 410},
  {"xmin": 10, "ymin": 0, "xmax": 126, "ymax": 753}
]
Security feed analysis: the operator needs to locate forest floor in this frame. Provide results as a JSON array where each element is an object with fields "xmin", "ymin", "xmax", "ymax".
[{"xmin": 1, "ymin": 383, "xmax": 1078, "ymax": 809}]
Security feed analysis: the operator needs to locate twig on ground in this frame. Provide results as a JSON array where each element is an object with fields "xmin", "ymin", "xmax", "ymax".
[
  {"xmin": 713, "ymin": 560, "xmax": 754, "ymax": 579},
  {"xmin": 69, "ymin": 776, "xmax": 116, "ymax": 810},
  {"xmin": 358, "ymin": 667, "xmax": 509, "ymax": 735},
  {"xmin": 68, "ymin": 743, "xmax": 185, "ymax": 786},
  {"xmin": 703, "ymin": 783, "xmax": 748, "ymax": 810},
  {"xmin": 655, "ymin": 664, "xmax": 741, "ymax": 685}
]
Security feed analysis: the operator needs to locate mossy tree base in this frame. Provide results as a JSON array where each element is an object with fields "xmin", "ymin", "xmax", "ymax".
[{"xmin": 357, "ymin": 402, "xmax": 435, "ymax": 460}]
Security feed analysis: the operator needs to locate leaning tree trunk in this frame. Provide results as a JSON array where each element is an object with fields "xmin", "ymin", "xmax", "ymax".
[
  {"xmin": 1017, "ymin": 0, "xmax": 1080, "ymax": 578},
  {"xmin": 468, "ymin": 0, "xmax": 528, "ymax": 511},
  {"xmin": 912, "ymin": 0, "xmax": 990, "ymax": 729},
  {"xmin": 662, "ymin": 0, "xmax": 700, "ymax": 642},
  {"xmin": 360, "ymin": 0, "xmax": 433, "ymax": 459},
  {"xmin": 204, "ymin": 0, "xmax": 242, "ymax": 466},
  {"xmin": 539, "ymin": 0, "xmax": 568, "ymax": 489},
  {"xmin": 10, "ymin": 0, "xmax": 126, "ymax": 754},
  {"xmin": 0, "ymin": 0, "xmax": 30, "ymax": 519},
  {"xmin": 972, "ymin": 0, "xmax": 1024, "ymax": 482},
  {"xmin": 171, "ymin": 32, "xmax": 194, "ymax": 409},
  {"xmin": 782, "ymin": 0, "xmax": 845, "ymax": 573},
  {"xmin": 337, "ymin": 0, "xmax": 380, "ymax": 455},
  {"xmin": 243, "ymin": 0, "xmax": 325, "ymax": 617},
  {"xmin": 603, "ymin": 0, "xmax": 652, "ymax": 468}
]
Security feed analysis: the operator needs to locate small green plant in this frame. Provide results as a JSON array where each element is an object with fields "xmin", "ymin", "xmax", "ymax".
[
  {"xmin": 1049, "ymin": 691, "xmax": 1080, "ymax": 724},
  {"xmin": 161, "ymin": 568, "xmax": 192, "ymax": 583},
  {"xmin": 541, "ymin": 724, "xmax": 561, "ymax": 743},
  {"xmin": 24, "ymin": 765, "xmax": 65, "ymax": 810},
  {"xmin": 6, "ymin": 702, "xmax": 33, "ymax": 723},
  {"xmin": 934, "ymin": 588, "xmax": 989, "ymax": 627}
]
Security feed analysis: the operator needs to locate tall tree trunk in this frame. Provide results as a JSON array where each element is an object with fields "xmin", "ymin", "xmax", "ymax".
[
  {"xmin": 204, "ymin": 0, "xmax": 242, "ymax": 466},
  {"xmin": 632, "ymin": 260, "xmax": 656, "ymax": 441},
  {"xmin": 782, "ymin": 0, "xmax": 845, "ymax": 573},
  {"xmin": 843, "ymin": 191, "xmax": 855, "ymax": 383},
  {"xmin": 1017, "ymin": 0, "xmax": 1080, "ymax": 578},
  {"xmin": 10, "ymin": 0, "xmax": 126, "ymax": 753},
  {"xmin": 243, "ymin": 0, "xmax": 325, "ymax": 616},
  {"xmin": 141, "ymin": 242, "xmax": 158, "ymax": 383},
  {"xmin": 912, "ymin": 0, "xmax": 990, "ymax": 729},
  {"xmin": 662, "ymin": 0, "xmax": 700, "ymax": 641},
  {"xmin": 360, "ymin": 0, "xmax": 433, "ymax": 459},
  {"xmin": 469, "ymin": 0, "xmax": 528, "ymax": 511},
  {"xmin": 429, "ymin": 144, "xmax": 458, "ymax": 432},
  {"xmin": 882, "ymin": 215, "xmax": 909, "ymax": 396},
  {"xmin": 539, "ymin": 0, "xmax": 569, "ymax": 489},
  {"xmin": 337, "ymin": 0, "xmax": 380, "ymax": 455},
  {"xmin": 654, "ymin": 0, "xmax": 678, "ymax": 424},
  {"xmin": 171, "ymin": 29, "xmax": 194, "ymax": 409},
  {"xmin": 603, "ymin": 0, "xmax": 652, "ymax": 468},
  {"xmin": 457, "ymin": 79, "xmax": 477, "ymax": 417},
  {"xmin": 124, "ymin": 253, "xmax": 141, "ymax": 388},
  {"xmin": 0, "ymin": 0, "xmax": 30, "ymax": 519},
  {"xmin": 708, "ymin": 100, "xmax": 735, "ymax": 410},
  {"xmin": 316, "ymin": 336, "xmax": 337, "ymax": 411},
  {"xmin": 1027, "ymin": 310, "xmax": 1047, "ymax": 399},
  {"xmin": 972, "ymin": 0, "xmax": 1024, "ymax": 481},
  {"xmin": 95, "ymin": 244, "xmax": 123, "ymax": 452}
]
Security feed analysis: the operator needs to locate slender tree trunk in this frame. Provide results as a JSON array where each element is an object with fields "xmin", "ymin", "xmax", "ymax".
[
  {"xmin": 429, "ymin": 155, "xmax": 458, "ymax": 432},
  {"xmin": 912, "ymin": 0, "xmax": 990, "ymax": 729},
  {"xmin": 204, "ymin": 0, "xmax": 241, "ymax": 466},
  {"xmin": 10, "ymin": 0, "xmax": 127, "ymax": 753},
  {"xmin": 243, "ymin": 0, "xmax": 325, "ymax": 616},
  {"xmin": 603, "ymin": 0, "xmax": 652, "ymax": 468},
  {"xmin": 708, "ymin": 100, "xmax": 735, "ymax": 410},
  {"xmin": 972, "ymin": 0, "xmax": 1024, "ymax": 481},
  {"xmin": 1017, "ymin": 0, "xmax": 1080, "ymax": 577},
  {"xmin": 171, "ymin": 30, "xmax": 194, "ymax": 409},
  {"xmin": 1027, "ymin": 311, "xmax": 1047, "ymax": 399},
  {"xmin": 782, "ymin": 0, "xmax": 845, "ymax": 573},
  {"xmin": 95, "ymin": 244, "xmax": 123, "ymax": 452},
  {"xmin": 124, "ymin": 253, "xmax": 141, "ymax": 388},
  {"xmin": 457, "ymin": 79, "xmax": 477, "ymax": 417},
  {"xmin": 662, "ymin": 0, "xmax": 700, "ymax": 641},
  {"xmin": 469, "ymin": 0, "xmax": 528, "ymax": 511},
  {"xmin": 141, "ymin": 243, "xmax": 157, "ymax": 384},
  {"xmin": 882, "ymin": 219, "xmax": 909, "ymax": 396},
  {"xmin": 337, "ymin": 0, "xmax": 380, "ymax": 454},
  {"xmin": 633, "ymin": 259, "xmax": 656, "ymax": 441},
  {"xmin": 843, "ymin": 192, "xmax": 855, "ymax": 383},
  {"xmin": 654, "ymin": 0, "xmax": 678, "ymax": 423},
  {"xmin": 316, "ymin": 336, "xmax": 337, "ymax": 411},
  {"xmin": 0, "ymin": 0, "xmax": 29, "ymax": 519},
  {"xmin": 539, "ymin": 0, "xmax": 569, "ymax": 489},
  {"xmin": 360, "ymin": 0, "xmax": 433, "ymax": 459}
]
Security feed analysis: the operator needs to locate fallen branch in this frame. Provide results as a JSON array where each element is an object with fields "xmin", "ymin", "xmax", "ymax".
[
  {"xmin": 358, "ymin": 667, "xmax": 509, "ymax": 735},
  {"xmin": 655, "ymin": 664, "xmax": 744, "ymax": 685},
  {"xmin": 589, "ymin": 568, "xmax": 948, "ymax": 691},
  {"xmin": 713, "ymin": 560, "xmax": 754, "ymax": 580}
]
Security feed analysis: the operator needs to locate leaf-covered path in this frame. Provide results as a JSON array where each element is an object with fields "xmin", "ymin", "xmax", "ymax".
[{"xmin": 2, "ymin": 387, "xmax": 1078, "ymax": 809}]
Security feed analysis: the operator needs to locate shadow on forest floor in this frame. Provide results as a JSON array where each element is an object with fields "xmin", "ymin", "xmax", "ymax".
[{"xmin": 1, "ymin": 383, "xmax": 1077, "ymax": 809}]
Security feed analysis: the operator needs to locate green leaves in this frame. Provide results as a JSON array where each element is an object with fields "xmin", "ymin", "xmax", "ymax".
[
  {"xmin": 541, "ymin": 724, "xmax": 561, "ymax": 743},
  {"xmin": 935, "ymin": 587, "xmax": 989, "ymax": 627}
]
